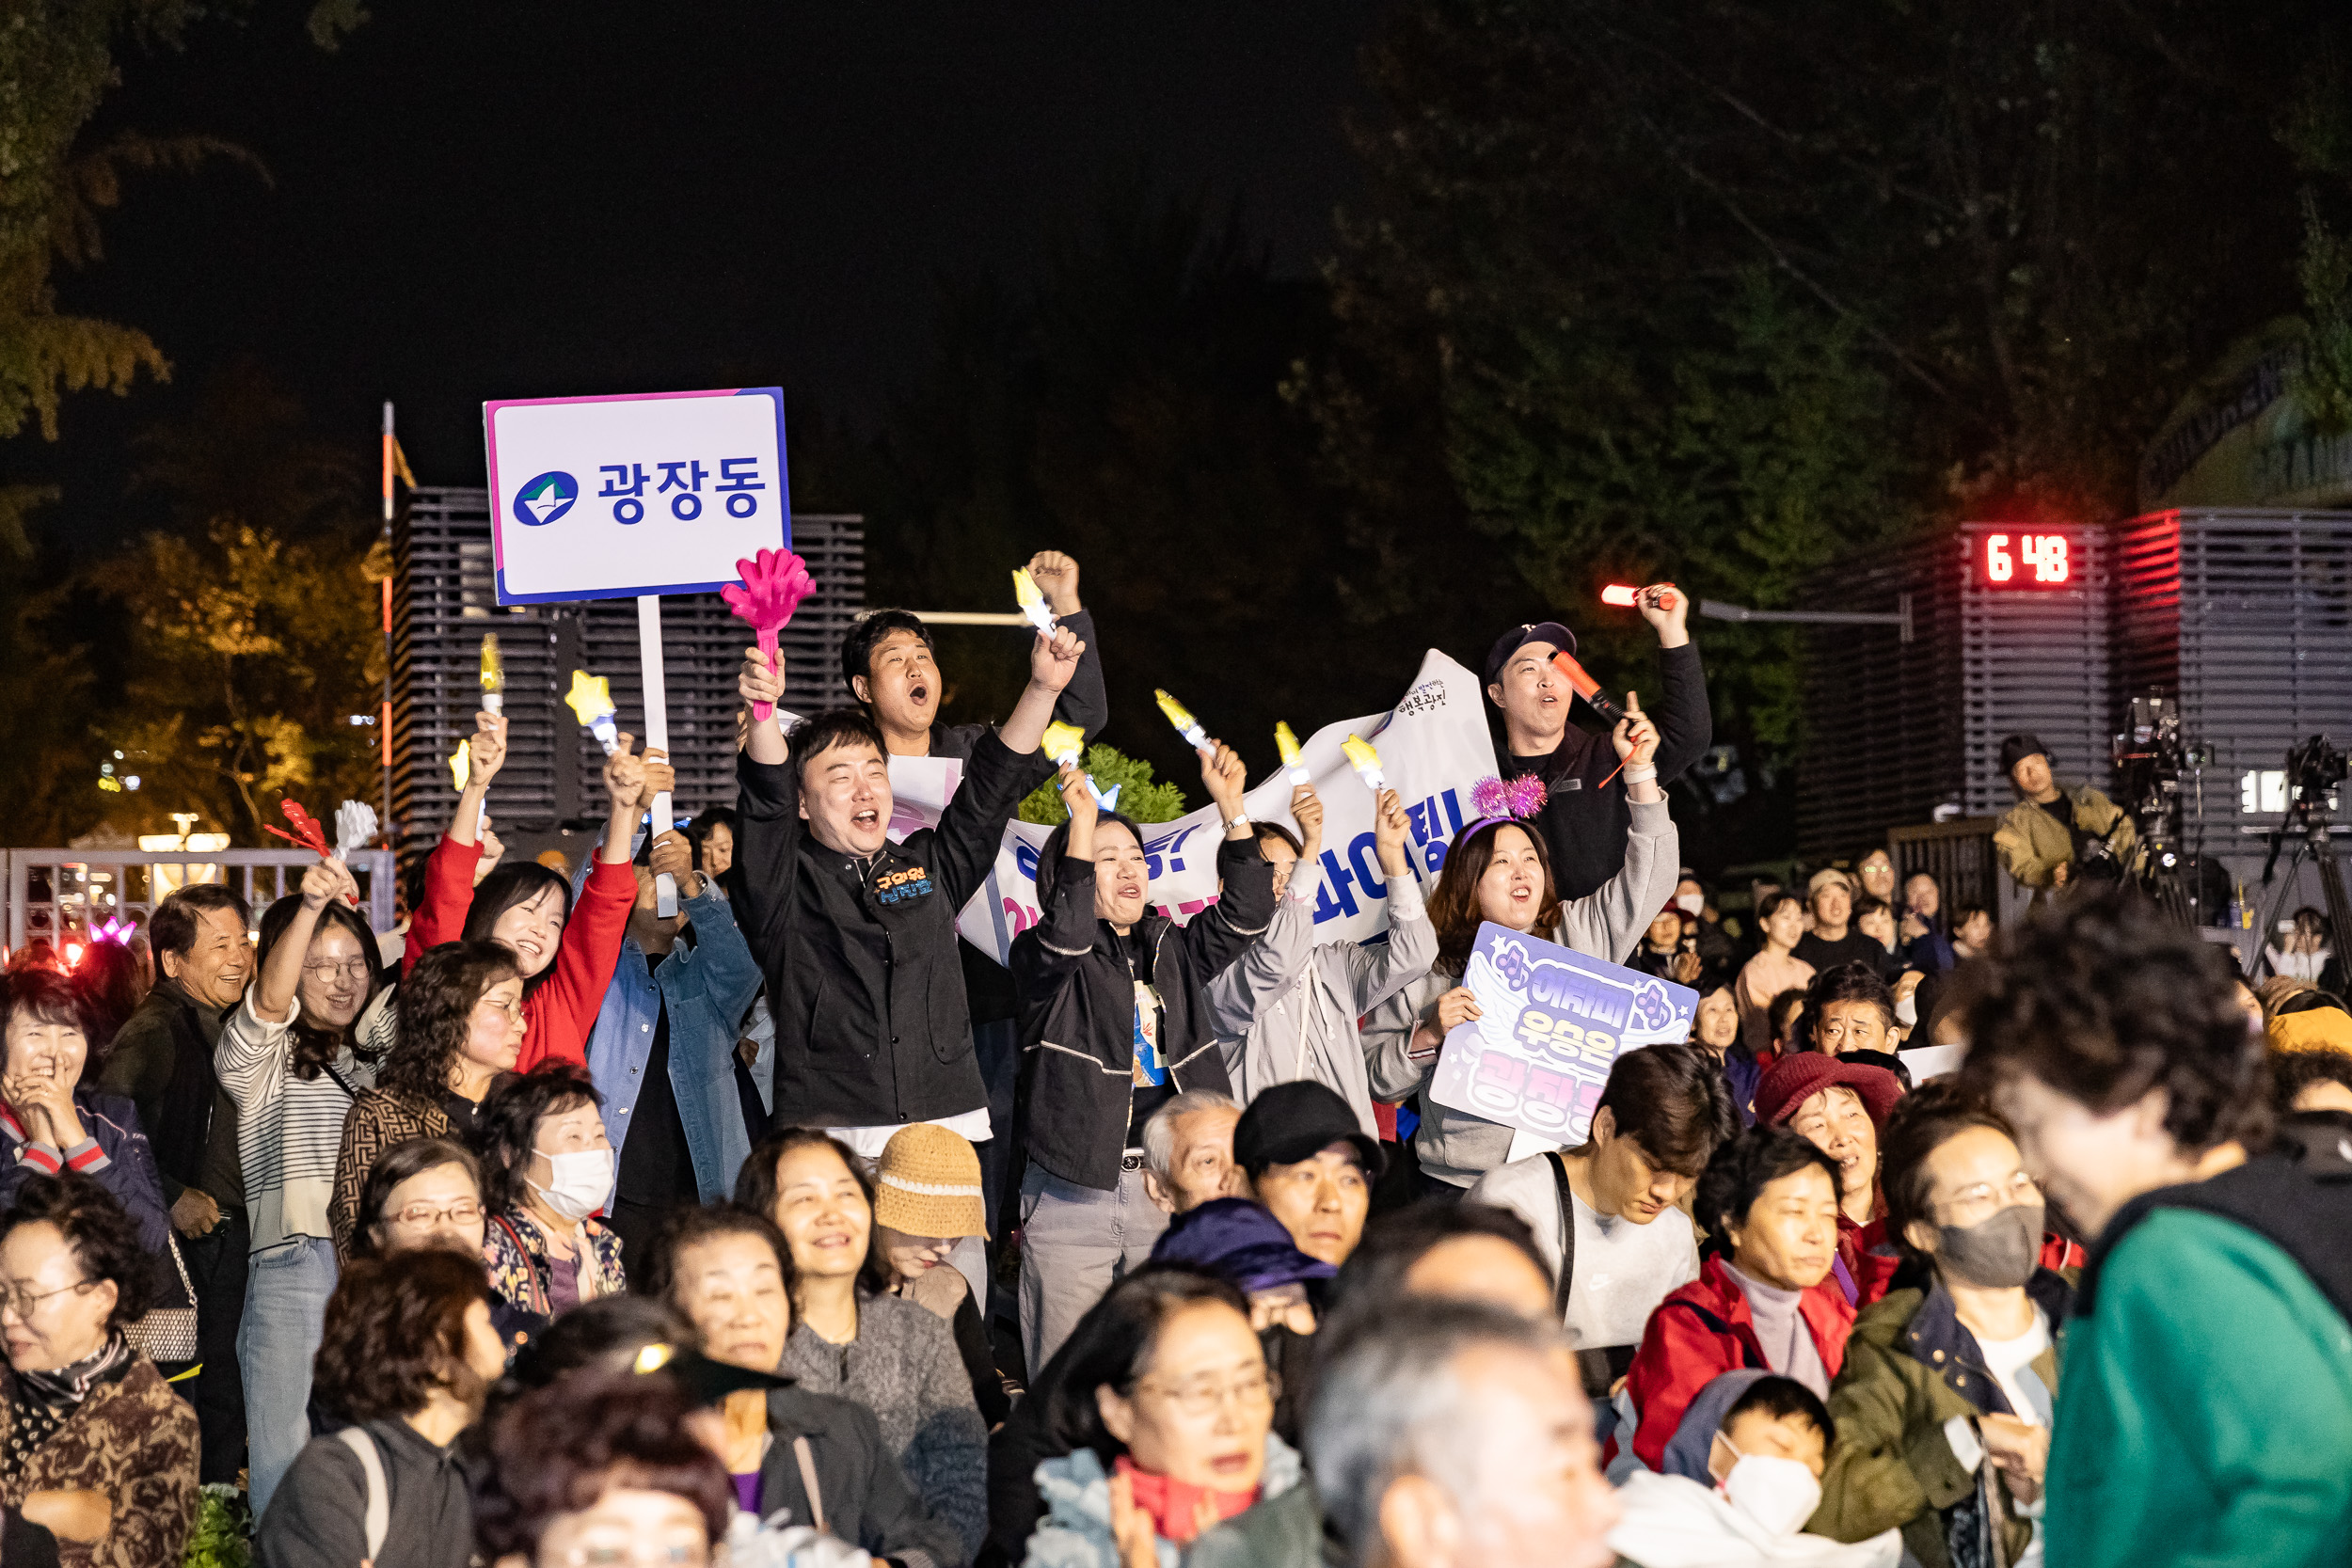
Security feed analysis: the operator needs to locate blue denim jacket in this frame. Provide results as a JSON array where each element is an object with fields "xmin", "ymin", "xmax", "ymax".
[{"xmin": 583, "ymin": 883, "xmax": 767, "ymax": 1201}]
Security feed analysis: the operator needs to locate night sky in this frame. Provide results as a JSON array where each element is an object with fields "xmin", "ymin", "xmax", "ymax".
[{"xmin": 41, "ymin": 0, "xmax": 1375, "ymax": 544}]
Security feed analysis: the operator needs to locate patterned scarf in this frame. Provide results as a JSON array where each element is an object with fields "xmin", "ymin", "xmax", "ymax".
[{"xmin": 2, "ymin": 1333, "xmax": 131, "ymax": 1485}]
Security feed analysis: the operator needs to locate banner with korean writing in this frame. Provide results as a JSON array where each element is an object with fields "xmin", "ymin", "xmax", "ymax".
[
  {"xmin": 883, "ymin": 647, "xmax": 1499, "ymax": 965},
  {"xmin": 1426, "ymin": 920, "xmax": 1699, "ymax": 1154},
  {"xmin": 485, "ymin": 388, "xmax": 788, "ymax": 604}
]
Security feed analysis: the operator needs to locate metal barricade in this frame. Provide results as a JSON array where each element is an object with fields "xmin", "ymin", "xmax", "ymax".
[{"xmin": 4, "ymin": 849, "xmax": 397, "ymax": 954}]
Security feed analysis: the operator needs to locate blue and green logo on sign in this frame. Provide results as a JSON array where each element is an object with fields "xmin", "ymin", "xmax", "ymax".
[{"xmin": 514, "ymin": 471, "xmax": 579, "ymax": 527}]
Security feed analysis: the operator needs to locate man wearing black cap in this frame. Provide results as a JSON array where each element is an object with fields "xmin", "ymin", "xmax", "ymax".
[
  {"xmin": 1233, "ymin": 1081, "xmax": 1383, "ymax": 1269},
  {"xmin": 1486, "ymin": 585, "xmax": 1711, "ymax": 900},
  {"xmin": 1993, "ymin": 731, "xmax": 2133, "ymax": 897}
]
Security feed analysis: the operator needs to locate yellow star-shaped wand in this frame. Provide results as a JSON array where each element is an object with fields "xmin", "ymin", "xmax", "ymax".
[
  {"xmin": 564, "ymin": 670, "xmax": 616, "ymax": 727},
  {"xmin": 448, "ymin": 739, "xmax": 470, "ymax": 793}
]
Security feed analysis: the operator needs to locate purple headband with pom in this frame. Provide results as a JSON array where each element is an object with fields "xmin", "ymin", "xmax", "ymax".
[{"xmin": 1458, "ymin": 773, "xmax": 1549, "ymax": 844}]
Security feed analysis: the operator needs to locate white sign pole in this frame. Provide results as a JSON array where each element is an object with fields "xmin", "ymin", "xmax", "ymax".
[{"xmin": 637, "ymin": 594, "xmax": 677, "ymax": 917}]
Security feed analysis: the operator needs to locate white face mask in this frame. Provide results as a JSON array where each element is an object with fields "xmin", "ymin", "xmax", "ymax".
[
  {"xmin": 1895, "ymin": 992, "xmax": 1918, "ymax": 1027},
  {"xmin": 1721, "ymin": 1449, "xmax": 1822, "ymax": 1539},
  {"xmin": 1676, "ymin": 893, "xmax": 1705, "ymax": 916},
  {"xmin": 531, "ymin": 1147, "xmax": 614, "ymax": 1224}
]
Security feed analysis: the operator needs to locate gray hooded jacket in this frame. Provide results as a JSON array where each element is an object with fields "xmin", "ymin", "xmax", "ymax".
[
  {"xmin": 1203, "ymin": 854, "xmax": 1437, "ymax": 1136},
  {"xmin": 1360, "ymin": 796, "xmax": 1679, "ymax": 1187}
]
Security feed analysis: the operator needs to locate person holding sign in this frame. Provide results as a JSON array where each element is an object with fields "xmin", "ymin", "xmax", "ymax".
[
  {"xmin": 1362, "ymin": 696, "xmax": 1680, "ymax": 1196},
  {"xmin": 1008, "ymin": 741, "xmax": 1276, "ymax": 1373},
  {"xmin": 402, "ymin": 707, "xmax": 656, "ymax": 1073},
  {"xmin": 733, "ymin": 622, "xmax": 1084, "ymax": 1159},
  {"xmin": 1202, "ymin": 783, "xmax": 1433, "ymax": 1134}
]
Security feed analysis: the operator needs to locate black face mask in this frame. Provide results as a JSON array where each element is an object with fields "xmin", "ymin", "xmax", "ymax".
[{"xmin": 1935, "ymin": 1202, "xmax": 2043, "ymax": 1290}]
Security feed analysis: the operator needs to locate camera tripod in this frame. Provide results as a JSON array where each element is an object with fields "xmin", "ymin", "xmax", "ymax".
[{"xmin": 2256, "ymin": 801, "xmax": 2352, "ymax": 984}]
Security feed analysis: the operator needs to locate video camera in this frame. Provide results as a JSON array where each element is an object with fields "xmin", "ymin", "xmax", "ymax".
[{"xmin": 2286, "ymin": 735, "xmax": 2349, "ymax": 817}]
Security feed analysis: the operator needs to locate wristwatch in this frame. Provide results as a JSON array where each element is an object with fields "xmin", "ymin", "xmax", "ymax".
[{"xmin": 1225, "ymin": 813, "xmax": 1252, "ymax": 833}]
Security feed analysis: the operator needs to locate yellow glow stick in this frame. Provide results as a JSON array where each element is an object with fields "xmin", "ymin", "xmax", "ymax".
[
  {"xmin": 1041, "ymin": 721, "xmax": 1086, "ymax": 766},
  {"xmin": 1154, "ymin": 689, "xmax": 1212, "ymax": 753},
  {"xmin": 479, "ymin": 634, "xmax": 505, "ymax": 716},
  {"xmin": 1275, "ymin": 721, "xmax": 1311, "ymax": 785},
  {"xmin": 1012, "ymin": 568, "xmax": 1057, "ymax": 635},
  {"xmin": 1341, "ymin": 735, "xmax": 1386, "ymax": 792}
]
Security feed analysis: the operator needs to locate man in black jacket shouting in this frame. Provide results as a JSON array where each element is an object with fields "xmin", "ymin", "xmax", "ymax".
[
  {"xmin": 1486, "ymin": 582, "xmax": 1711, "ymax": 900},
  {"xmin": 734, "ymin": 622, "xmax": 1083, "ymax": 1161},
  {"xmin": 1009, "ymin": 746, "xmax": 1275, "ymax": 1370}
]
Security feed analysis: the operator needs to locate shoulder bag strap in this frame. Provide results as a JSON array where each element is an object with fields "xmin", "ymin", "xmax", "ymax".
[
  {"xmin": 319, "ymin": 1061, "xmax": 361, "ymax": 1101},
  {"xmin": 1545, "ymin": 1149, "xmax": 1577, "ymax": 1323},
  {"xmin": 791, "ymin": 1433, "xmax": 827, "ymax": 1536},
  {"xmin": 336, "ymin": 1426, "xmax": 389, "ymax": 1566}
]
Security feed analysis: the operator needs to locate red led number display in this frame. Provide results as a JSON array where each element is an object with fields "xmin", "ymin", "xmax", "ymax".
[{"xmin": 1983, "ymin": 531, "xmax": 2071, "ymax": 587}]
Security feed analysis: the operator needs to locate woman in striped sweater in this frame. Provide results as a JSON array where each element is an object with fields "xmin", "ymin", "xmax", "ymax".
[{"xmin": 216, "ymin": 855, "xmax": 393, "ymax": 1516}]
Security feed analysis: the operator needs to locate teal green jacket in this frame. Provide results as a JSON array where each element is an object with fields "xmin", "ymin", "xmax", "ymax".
[{"xmin": 2048, "ymin": 1210, "xmax": 2352, "ymax": 1568}]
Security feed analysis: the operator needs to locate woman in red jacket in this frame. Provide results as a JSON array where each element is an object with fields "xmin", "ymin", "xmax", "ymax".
[
  {"xmin": 1621, "ymin": 1125, "xmax": 1855, "ymax": 1472},
  {"xmin": 402, "ymin": 708, "xmax": 652, "ymax": 1069}
]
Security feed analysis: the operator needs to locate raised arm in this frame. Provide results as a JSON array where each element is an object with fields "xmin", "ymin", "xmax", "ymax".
[
  {"xmin": 1204, "ymin": 786, "xmax": 1326, "ymax": 1037},
  {"xmin": 448, "ymin": 709, "xmax": 506, "ymax": 847},
  {"xmin": 1025, "ymin": 550, "xmax": 1109, "ymax": 738},
  {"xmin": 1557, "ymin": 694, "xmax": 1679, "ymax": 962},
  {"xmin": 1170, "ymin": 744, "xmax": 1276, "ymax": 974},
  {"xmin": 520, "ymin": 739, "xmax": 653, "ymax": 1069},
  {"xmin": 735, "ymin": 647, "xmax": 803, "ymax": 975},
  {"xmin": 1338, "ymin": 789, "xmax": 1439, "ymax": 1013},
  {"xmin": 1637, "ymin": 583, "xmax": 1713, "ymax": 783},
  {"xmin": 256, "ymin": 860, "xmax": 355, "ymax": 1024},
  {"xmin": 994, "ymin": 624, "xmax": 1085, "ymax": 756}
]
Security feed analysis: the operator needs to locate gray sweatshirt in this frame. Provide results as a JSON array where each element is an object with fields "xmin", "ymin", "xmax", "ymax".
[
  {"xmin": 1204, "ymin": 855, "xmax": 1438, "ymax": 1136},
  {"xmin": 1360, "ymin": 796, "xmax": 1679, "ymax": 1187},
  {"xmin": 786, "ymin": 1291, "xmax": 988, "ymax": 1558}
]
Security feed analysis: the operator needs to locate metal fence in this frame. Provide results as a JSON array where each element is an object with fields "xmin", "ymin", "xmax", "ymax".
[{"xmin": 4, "ymin": 849, "xmax": 397, "ymax": 954}]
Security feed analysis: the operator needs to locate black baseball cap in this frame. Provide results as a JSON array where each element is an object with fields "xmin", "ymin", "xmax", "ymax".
[
  {"xmin": 632, "ymin": 1342, "xmax": 793, "ymax": 1408},
  {"xmin": 1232, "ymin": 1081, "xmax": 1388, "ymax": 1179},
  {"xmin": 1996, "ymin": 733, "xmax": 2049, "ymax": 777},
  {"xmin": 1483, "ymin": 622, "xmax": 1578, "ymax": 688}
]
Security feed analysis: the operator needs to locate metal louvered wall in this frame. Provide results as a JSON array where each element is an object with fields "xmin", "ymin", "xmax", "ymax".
[
  {"xmin": 1798, "ymin": 524, "xmax": 2113, "ymax": 857},
  {"xmin": 1800, "ymin": 509, "xmax": 2352, "ymax": 868},
  {"xmin": 2114, "ymin": 509, "xmax": 2352, "ymax": 843},
  {"xmin": 391, "ymin": 487, "xmax": 865, "ymax": 858}
]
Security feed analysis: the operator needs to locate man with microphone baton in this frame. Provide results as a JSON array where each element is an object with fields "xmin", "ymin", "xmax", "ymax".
[{"xmin": 1483, "ymin": 582, "xmax": 1712, "ymax": 905}]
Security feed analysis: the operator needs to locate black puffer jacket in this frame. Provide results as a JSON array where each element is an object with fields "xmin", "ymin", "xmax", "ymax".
[
  {"xmin": 738, "ymin": 732, "xmax": 1034, "ymax": 1129},
  {"xmin": 1009, "ymin": 820, "xmax": 1274, "ymax": 1192}
]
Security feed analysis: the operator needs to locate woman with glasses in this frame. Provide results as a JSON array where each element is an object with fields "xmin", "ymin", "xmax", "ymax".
[
  {"xmin": 641, "ymin": 1204, "xmax": 963, "ymax": 1567},
  {"xmin": 216, "ymin": 857, "xmax": 393, "ymax": 1513},
  {"xmin": 347, "ymin": 1139, "xmax": 538, "ymax": 1355},
  {"xmin": 330, "ymin": 941, "xmax": 525, "ymax": 1261},
  {"xmin": 1026, "ymin": 1265, "xmax": 1316, "ymax": 1568},
  {"xmin": 1808, "ymin": 1085, "xmax": 2070, "ymax": 1568},
  {"xmin": 254, "ymin": 1251, "xmax": 507, "ymax": 1568},
  {"xmin": 0, "ymin": 1174, "xmax": 199, "ymax": 1568}
]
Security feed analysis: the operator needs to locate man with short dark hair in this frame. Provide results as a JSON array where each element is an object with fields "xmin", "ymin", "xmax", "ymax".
[
  {"xmin": 1793, "ymin": 870, "xmax": 1890, "ymax": 980},
  {"xmin": 1486, "ymin": 587, "xmax": 1711, "ymax": 900},
  {"xmin": 1962, "ymin": 889, "xmax": 2352, "ymax": 1568},
  {"xmin": 1990, "ymin": 732, "xmax": 2133, "ymax": 897},
  {"xmin": 1308, "ymin": 1300, "xmax": 1622, "ymax": 1568},
  {"xmin": 734, "ymin": 623, "xmax": 1082, "ymax": 1159},
  {"xmin": 839, "ymin": 550, "xmax": 1107, "ymax": 1248},
  {"xmin": 103, "ymin": 881, "xmax": 253, "ymax": 1482},
  {"xmin": 1466, "ymin": 1043, "xmax": 1736, "ymax": 1394},
  {"xmin": 1232, "ymin": 1080, "xmax": 1382, "ymax": 1268}
]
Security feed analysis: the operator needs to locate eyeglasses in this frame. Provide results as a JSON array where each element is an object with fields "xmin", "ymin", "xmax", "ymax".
[
  {"xmin": 474, "ymin": 996, "xmax": 526, "ymax": 1023},
  {"xmin": 302, "ymin": 958, "xmax": 373, "ymax": 982},
  {"xmin": 557, "ymin": 1542, "xmax": 708, "ymax": 1566},
  {"xmin": 1934, "ymin": 1171, "xmax": 2042, "ymax": 1227},
  {"xmin": 1134, "ymin": 1369, "xmax": 1280, "ymax": 1418},
  {"xmin": 387, "ymin": 1200, "xmax": 482, "ymax": 1229},
  {"xmin": 0, "ymin": 1278, "xmax": 96, "ymax": 1320}
]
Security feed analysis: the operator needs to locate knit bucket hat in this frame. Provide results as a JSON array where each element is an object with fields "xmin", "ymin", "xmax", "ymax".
[
  {"xmin": 1752, "ymin": 1053, "xmax": 1905, "ymax": 1132},
  {"xmin": 873, "ymin": 1124, "xmax": 987, "ymax": 1240}
]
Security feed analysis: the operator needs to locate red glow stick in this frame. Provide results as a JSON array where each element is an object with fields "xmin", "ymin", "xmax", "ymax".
[
  {"xmin": 721, "ymin": 547, "xmax": 817, "ymax": 722},
  {"xmin": 1600, "ymin": 584, "xmax": 1639, "ymax": 607},
  {"xmin": 1549, "ymin": 650, "xmax": 1627, "ymax": 724}
]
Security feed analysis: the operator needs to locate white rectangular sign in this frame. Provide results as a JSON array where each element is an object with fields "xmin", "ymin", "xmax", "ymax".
[{"xmin": 484, "ymin": 388, "xmax": 789, "ymax": 604}]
